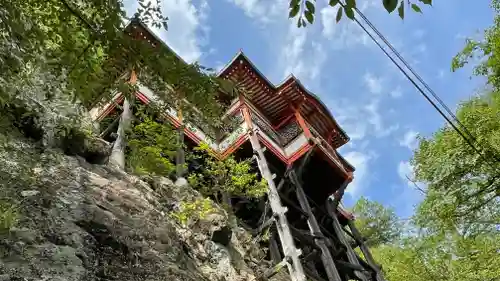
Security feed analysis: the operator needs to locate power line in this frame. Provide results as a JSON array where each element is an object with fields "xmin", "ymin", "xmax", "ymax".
[
  {"xmin": 337, "ymin": 2, "xmax": 500, "ymax": 168},
  {"xmin": 352, "ymin": 6, "xmax": 478, "ymax": 145}
]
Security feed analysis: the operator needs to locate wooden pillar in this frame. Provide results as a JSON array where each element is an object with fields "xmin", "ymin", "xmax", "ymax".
[
  {"xmin": 347, "ymin": 220, "xmax": 385, "ymax": 281},
  {"xmin": 269, "ymin": 230, "xmax": 282, "ymax": 264},
  {"xmin": 240, "ymin": 95, "xmax": 306, "ymax": 281},
  {"xmin": 331, "ymin": 173, "xmax": 353, "ymax": 211},
  {"xmin": 289, "ymin": 170, "xmax": 343, "ymax": 281},
  {"xmin": 294, "ymin": 107, "xmax": 312, "ymax": 140},
  {"xmin": 108, "ymin": 70, "xmax": 136, "ymax": 169},
  {"xmin": 303, "ymin": 246, "xmax": 320, "ymax": 277},
  {"xmin": 326, "ymin": 199, "xmax": 368, "ymax": 281},
  {"xmin": 176, "ymin": 106, "xmax": 186, "ymax": 179}
]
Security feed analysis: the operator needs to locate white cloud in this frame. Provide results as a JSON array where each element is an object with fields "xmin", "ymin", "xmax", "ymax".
[
  {"xmin": 364, "ymin": 72, "xmax": 383, "ymax": 94},
  {"xmin": 397, "ymin": 161, "xmax": 414, "ymax": 182},
  {"xmin": 320, "ymin": 6, "xmax": 371, "ymax": 48},
  {"xmin": 365, "ymin": 99, "xmax": 399, "ymax": 137},
  {"xmin": 390, "ymin": 86, "xmax": 403, "ymax": 98},
  {"xmin": 124, "ymin": 0, "xmax": 210, "ymax": 63},
  {"xmin": 413, "ymin": 29, "xmax": 425, "ymax": 39},
  {"xmin": 226, "ymin": 0, "xmax": 287, "ymax": 24},
  {"xmin": 399, "ymin": 130, "xmax": 419, "ymax": 150},
  {"xmin": 438, "ymin": 69, "xmax": 446, "ymax": 79},
  {"xmin": 281, "ymin": 25, "xmax": 308, "ymax": 78},
  {"xmin": 344, "ymin": 151, "xmax": 373, "ymax": 197},
  {"xmin": 320, "ymin": 6, "xmax": 338, "ymax": 38}
]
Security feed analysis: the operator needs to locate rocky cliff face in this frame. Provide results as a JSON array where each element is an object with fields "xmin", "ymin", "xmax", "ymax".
[{"xmin": 0, "ymin": 132, "xmax": 287, "ymax": 281}]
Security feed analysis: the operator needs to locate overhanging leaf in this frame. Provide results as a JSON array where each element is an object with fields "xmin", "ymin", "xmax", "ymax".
[
  {"xmin": 329, "ymin": 0, "xmax": 339, "ymax": 7},
  {"xmin": 398, "ymin": 1, "xmax": 404, "ymax": 19},
  {"xmin": 344, "ymin": 7, "xmax": 354, "ymax": 20},
  {"xmin": 289, "ymin": 0, "xmax": 300, "ymax": 8},
  {"xmin": 289, "ymin": 4, "xmax": 300, "ymax": 18},
  {"xmin": 305, "ymin": 11, "xmax": 314, "ymax": 24},
  {"xmin": 383, "ymin": 0, "xmax": 398, "ymax": 13},
  {"xmin": 346, "ymin": 0, "xmax": 356, "ymax": 9},
  {"xmin": 305, "ymin": 1, "xmax": 315, "ymax": 14},
  {"xmin": 412, "ymin": 4, "xmax": 422, "ymax": 13},
  {"xmin": 336, "ymin": 7, "xmax": 343, "ymax": 22}
]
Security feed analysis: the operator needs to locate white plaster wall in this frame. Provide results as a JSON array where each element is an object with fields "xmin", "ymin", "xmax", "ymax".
[{"xmin": 284, "ymin": 134, "xmax": 307, "ymax": 157}]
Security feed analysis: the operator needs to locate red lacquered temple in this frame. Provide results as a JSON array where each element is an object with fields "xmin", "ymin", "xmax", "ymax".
[{"xmin": 90, "ymin": 19, "xmax": 385, "ymax": 281}]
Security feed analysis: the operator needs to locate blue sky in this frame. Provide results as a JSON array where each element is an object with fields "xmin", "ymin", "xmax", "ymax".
[{"xmin": 124, "ymin": 0, "xmax": 493, "ymax": 218}]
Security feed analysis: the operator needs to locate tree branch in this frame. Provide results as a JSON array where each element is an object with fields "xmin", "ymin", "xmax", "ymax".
[{"xmin": 406, "ymin": 174, "xmax": 427, "ymax": 195}]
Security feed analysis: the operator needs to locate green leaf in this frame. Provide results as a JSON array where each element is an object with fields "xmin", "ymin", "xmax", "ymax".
[
  {"xmin": 289, "ymin": 0, "xmax": 300, "ymax": 8},
  {"xmin": 329, "ymin": 0, "xmax": 339, "ymax": 7},
  {"xmin": 346, "ymin": 0, "xmax": 356, "ymax": 9},
  {"xmin": 419, "ymin": 0, "xmax": 432, "ymax": 5},
  {"xmin": 383, "ymin": 0, "xmax": 398, "ymax": 13},
  {"xmin": 411, "ymin": 4, "xmax": 422, "ymax": 13},
  {"xmin": 305, "ymin": 10, "xmax": 314, "ymax": 24},
  {"xmin": 398, "ymin": 1, "xmax": 404, "ymax": 19},
  {"xmin": 297, "ymin": 18, "xmax": 303, "ymax": 28},
  {"xmin": 305, "ymin": 1, "xmax": 315, "ymax": 14},
  {"xmin": 336, "ymin": 7, "xmax": 343, "ymax": 22},
  {"xmin": 344, "ymin": 7, "xmax": 354, "ymax": 20},
  {"xmin": 289, "ymin": 4, "xmax": 300, "ymax": 18}
]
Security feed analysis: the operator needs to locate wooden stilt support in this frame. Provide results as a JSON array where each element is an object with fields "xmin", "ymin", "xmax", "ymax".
[
  {"xmin": 347, "ymin": 220, "xmax": 385, "ymax": 281},
  {"xmin": 176, "ymin": 105, "xmax": 186, "ymax": 179},
  {"xmin": 326, "ymin": 199, "xmax": 368, "ymax": 281},
  {"xmin": 269, "ymin": 230, "xmax": 282, "ymax": 264},
  {"xmin": 289, "ymin": 170, "xmax": 343, "ymax": 281},
  {"xmin": 331, "ymin": 175, "xmax": 351, "ymax": 212},
  {"xmin": 176, "ymin": 125, "xmax": 186, "ymax": 179},
  {"xmin": 242, "ymin": 106, "xmax": 305, "ymax": 281},
  {"xmin": 260, "ymin": 258, "xmax": 290, "ymax": 280}
]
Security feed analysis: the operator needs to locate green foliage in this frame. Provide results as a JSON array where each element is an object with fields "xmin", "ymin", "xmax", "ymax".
[
  {"xmin": 289, "ymin": 0, "xmax": 433, "ymax": 27},
  {"xmin": 411, "ymin": 90, "xmax": 500, "ymax": 234},
  {"xmin": 188, "ymin": 143, "xmax": 268, "ymax": 201},
  {"xmin": 452, "ymin": 0, "xmax": 500, "ymax": 88},
  {"xmin": 170, "ymin": 198, "xmax": 216, "ymax": 226},
  {"xmin": 365, "ymin": 3, "xmax": 500, "ymax": 280},
  {"xmin": 351, "ymin": 196, "xmax": 402, "ymax": 247},
  {"xmin": 372, "ymin": 233, "xmax": 500, "ymax": 281},
  {"xmin": 0, "ymin": 200, "xmax": 18, "ymax": 234},
  {"xmin": 126, "ymin": 104, "xmax": 178, "ymax": 176},
  {"xmin": 1, "ymin": 0, "xmax": 229, "ymax": 132}
]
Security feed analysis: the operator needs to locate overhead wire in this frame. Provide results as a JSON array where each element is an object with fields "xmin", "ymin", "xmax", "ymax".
[
  {"xmin": 352, "ymin": 6, "xmax": 478, "ymax": 145},
  {"xmin": 336, "ymin": 1, "xmax": 500, "ymax": 168}
]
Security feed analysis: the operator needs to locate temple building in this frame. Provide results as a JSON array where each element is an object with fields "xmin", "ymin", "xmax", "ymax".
[{"xmin": 90, "ymin": 20, "xmax": 385, "ymax": 281}]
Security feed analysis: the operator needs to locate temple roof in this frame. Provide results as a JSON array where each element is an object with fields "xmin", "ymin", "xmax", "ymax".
[{"xmin": 218, "ymin": 51, "xmax": 349, "ymax": 149}]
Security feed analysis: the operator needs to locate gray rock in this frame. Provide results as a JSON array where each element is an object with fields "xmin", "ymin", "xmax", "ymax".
[
  {"xmin": 20, "ymin": 190, "xmax": 40, "ymax": 197},
  {"xmin": 0, "ymin": 135, "xmax": 278, "ymax": 281}
]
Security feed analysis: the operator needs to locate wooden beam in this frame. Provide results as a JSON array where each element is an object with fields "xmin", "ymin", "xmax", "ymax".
[
  {"xmin": 326, "ymin": 199, "xmax": 368, "ymax": 281},
  {"xmin": 294, "ymin": 107, "xmax": 313, "ymax": 140},
  {"xmin": 303, "ymin": 266, "xmax": 329, "ymax": 281},
  {"xmin": 347, "ymin": 220, "xmax": 385, "ymax": 281},
  {"xmin": 99, "ymin": 114, "xmax": 121, "ymax": 138},
  {"xmin": 260, "ymin": 258, "xmax": 290, "ymax": 280},
  {"xmin": 331, "ymin": 173, "xmax": 353, "ymax": 211},
  {"xmin": 176, "ymin": 125, "xmax": 186, "ymax": 179},
  {"xmin": 256, "ymin": 217, "xmax": 275, "ymax": 235},
  {"xmin": 269, "ymin": 231, "xmax": 282, "ymax": 264},
  {"xmin": 296, "ymin": 146, "xmax": 316, "ymax": 181},
  {"xmin": 241, "ymin": 95, "xmax": 307, "ymax": 281},
  {"xmin": 289, "ymin": 170, "xmax": 343, "ymax": 281},
  {"xmin": 273, "ymin": 114, "xmax": 295, "ymax": 130}
]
